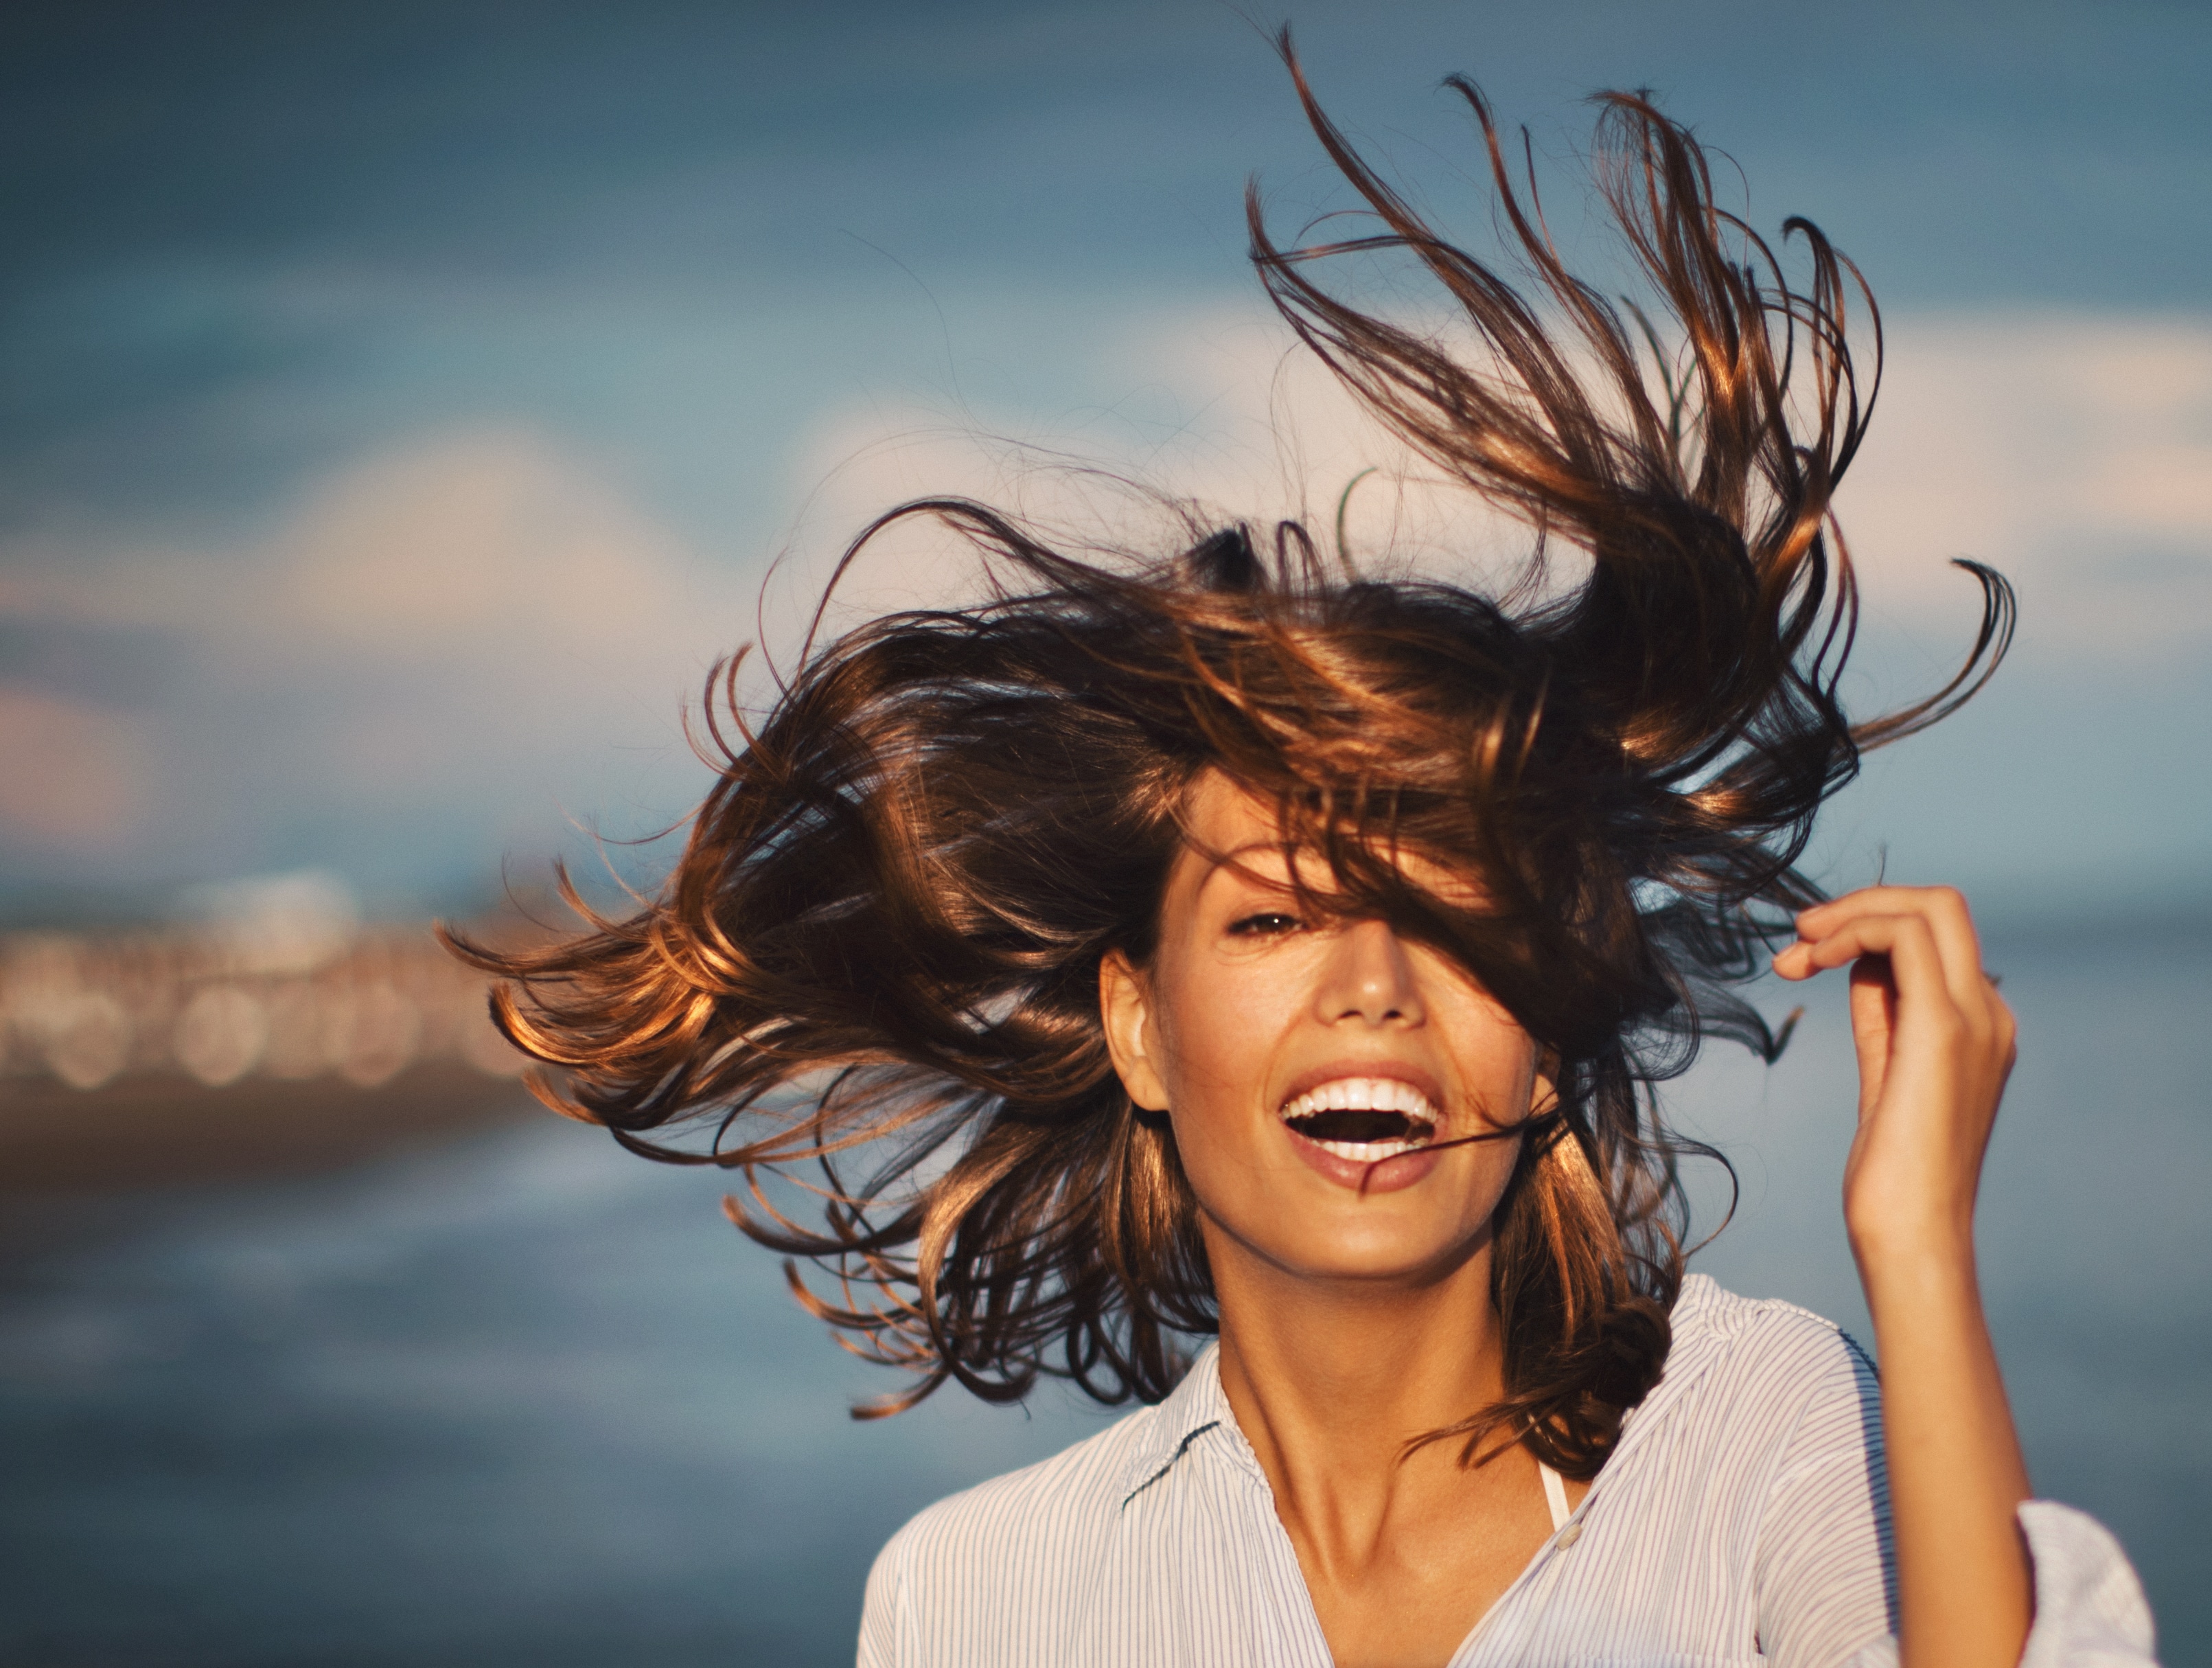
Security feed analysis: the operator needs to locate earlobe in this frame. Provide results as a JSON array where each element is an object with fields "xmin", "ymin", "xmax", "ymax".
[{"xmin": 1099, "ymin": 949, "xmax": 1171, "ymax": 1112}]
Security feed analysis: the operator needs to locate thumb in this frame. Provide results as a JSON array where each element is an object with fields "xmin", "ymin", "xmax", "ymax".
[{"xmin": 1847, "ymin": 954, "xmax": 1896, "ymax": 1119}]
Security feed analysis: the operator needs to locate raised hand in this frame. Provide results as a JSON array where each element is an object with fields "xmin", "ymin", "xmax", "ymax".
[
  {"xmin": 1775, "ymin": 885, "xmax": 2033, "ymax": 1668},
  {"xmin": 1773, "ymin": 884, "xmax": 2018, "ymax": 1256}
]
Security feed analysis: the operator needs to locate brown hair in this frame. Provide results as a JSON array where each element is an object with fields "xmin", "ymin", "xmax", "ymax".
[{"xmin": 446, "ymin": 45, "xmax": 2010, "ymax": 1481}]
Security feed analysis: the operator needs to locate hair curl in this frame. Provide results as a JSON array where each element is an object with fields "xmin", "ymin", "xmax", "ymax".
[{"xmin": 446, "ymin": 45, "xmax": 2011, "ymax": 1481}]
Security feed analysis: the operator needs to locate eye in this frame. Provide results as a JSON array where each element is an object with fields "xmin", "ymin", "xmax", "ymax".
[{"xmin": 1227, "ymin": 911, "xmax": 1303, "ymax": 938}]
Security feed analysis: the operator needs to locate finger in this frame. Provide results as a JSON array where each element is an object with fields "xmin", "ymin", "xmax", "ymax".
[
  {"xmin": 1797, "ymin": 884, "xmax": 1972, "ymax": 944},
  {"xmin": 1902, "ymin": 887, "xmax": 1996, "ymax": 1019},
  {"xmin": 1989, "ymin": 985, "xmax": 2020, "ymax": 1077},
  {"xmin": 1783, "ymin": 913, "xmax": 1961, "ymax": 1042},
  {"xmin": 1847, "ymin": 955, "xmax": 1895, "ymax": 1117},
  {"xmin": 1772, "ymin": 935, "xmax": 1843, "ymax": 979},
  {"xmin": 1773, "ymin": 905, "xmax": 1893, "ymax": 978},
  {"xmin": 1812, "ymin": 914, "xmax": 2020, "ymax": 1086},
  {"xmin": 1794, "ymin": 887, "xmax": 1994, "ymax": 1018}
]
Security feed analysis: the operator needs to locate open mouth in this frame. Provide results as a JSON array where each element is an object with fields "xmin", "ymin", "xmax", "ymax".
[{"xmin": 1278, "ymin": 1077, "xmax": 1439, "ymax": 1163}]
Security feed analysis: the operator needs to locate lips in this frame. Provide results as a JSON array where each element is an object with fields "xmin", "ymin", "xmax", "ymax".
[{"xmin": 1277, "ymin": 1074, "xmax": 1439, "ymax": 1163}]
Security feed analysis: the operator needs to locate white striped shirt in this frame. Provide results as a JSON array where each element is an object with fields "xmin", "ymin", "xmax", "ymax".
[{"xmin": 858, "ymin": 1275, "xmax": 2157, "ymax": 1666}]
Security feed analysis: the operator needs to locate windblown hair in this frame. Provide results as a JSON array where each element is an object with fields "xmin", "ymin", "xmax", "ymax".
[{"xmin": 447, "ymin": 48, "xmax": 2010, "ymax": 1481}]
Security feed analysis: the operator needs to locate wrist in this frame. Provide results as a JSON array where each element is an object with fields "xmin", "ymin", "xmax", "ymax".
[
  {"xmin": 1848, "ymin": 1216, "xmax": 1982, "ymax": 1314},
  {"xmin": 1845, "ymin": 1193, "xmax": 1977, "ymax": 1271}
]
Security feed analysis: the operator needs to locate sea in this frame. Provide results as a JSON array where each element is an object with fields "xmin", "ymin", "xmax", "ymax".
[{"xmin": 2, "ymin": 917, "xmax": 2206, "ymax": 1667}]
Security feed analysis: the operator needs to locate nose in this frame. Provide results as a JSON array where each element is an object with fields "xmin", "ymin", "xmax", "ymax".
[{"xmin": 1313, "ymin": 917, "xmax": 1426, "ymax": 1027}]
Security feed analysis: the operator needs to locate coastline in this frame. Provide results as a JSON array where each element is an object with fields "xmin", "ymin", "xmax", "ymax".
[{"xmin": 0, "ymin": 1062, "xmax": 544, "ymax": 1196}]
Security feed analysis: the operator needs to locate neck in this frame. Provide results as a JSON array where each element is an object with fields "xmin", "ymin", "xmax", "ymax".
[{"xmin": 1206, "ymin": 1224, "xmax": 1510, "ymax": 1519}]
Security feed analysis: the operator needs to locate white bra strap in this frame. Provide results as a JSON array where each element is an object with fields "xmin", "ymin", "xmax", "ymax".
[{"xmin": 1539, "ymin": 1461, "xmax": 1571, "ymax": 1533}]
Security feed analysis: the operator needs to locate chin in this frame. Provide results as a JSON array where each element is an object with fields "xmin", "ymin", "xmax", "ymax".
[{"xmin": 1254, "ymin": 1204, "xmax": 1490, "ymax": 1288}]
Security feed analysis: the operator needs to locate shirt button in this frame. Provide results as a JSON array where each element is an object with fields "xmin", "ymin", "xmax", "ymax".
[{"xmin": 1556, "ymin": 1522, "xmax": 1582, "ymax": 1548}]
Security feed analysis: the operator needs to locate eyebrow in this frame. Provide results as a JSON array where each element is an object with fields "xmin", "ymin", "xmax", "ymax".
[
  {"xmin": 1193, "ymin": 839, "xmax": 1308, "ymax": 892},
  {"xmin": 1206, "ymin": 840, "xmax": 1290, "ymax": 870},
  {"xmin": 1193, "ymin": 834, "xmax": 1479, "ymax": 908}
]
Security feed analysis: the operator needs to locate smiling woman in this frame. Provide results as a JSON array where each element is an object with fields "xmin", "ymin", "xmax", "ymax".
[{"xmin": 448, "ymin": 42, "xmax": 2158, "ymax": 1668}]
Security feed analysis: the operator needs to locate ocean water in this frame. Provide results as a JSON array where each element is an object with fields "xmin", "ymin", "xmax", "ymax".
[{"xmin": 1, "ymin": 919, "xmax": 2205, "ymax": 1667}]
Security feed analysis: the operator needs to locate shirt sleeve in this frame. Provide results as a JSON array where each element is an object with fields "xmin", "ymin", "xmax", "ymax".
[
  {"xmin": 2013, "ymin": 1500, "xmax": 2160, "ymax": 1667},
  {"xmin": 1751, "ymin": 1331, "xmax": 2159, "ymax": 1667},
  {"xmin": 1752, "ymin": 1329, "xmax": 1898, "ymax": 1667},
  {"xmin": 1832, "ymin": 1503, "xmax": 2161, "ymax": 1668},
  {"xmin": 856, "ymin": 1524, "xmax": 910, "ymax": 1668}
]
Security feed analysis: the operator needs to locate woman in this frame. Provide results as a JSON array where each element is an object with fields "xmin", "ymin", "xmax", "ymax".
[{"xmin": 453, "ymin": 46, "xmax": 2158, "ymax": 1668}]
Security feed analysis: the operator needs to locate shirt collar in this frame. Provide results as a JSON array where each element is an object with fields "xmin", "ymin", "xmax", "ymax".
[
  {"xmin": 1111, "ymin": 1278, "xmax": 1731, "ymax": 1509},
  {"xmin": 1117, "ymin": 1340, "xmax": 1235, "ymax": 1506},
  {"xmin": 1600, "ymin": 1272, "xmax": 1729, "ymax": 1465}
]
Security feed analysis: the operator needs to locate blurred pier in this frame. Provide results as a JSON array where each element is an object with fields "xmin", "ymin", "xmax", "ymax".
[{"xmin": 0, "ymin": 873, "xmax": 540, "ymax": 1191}]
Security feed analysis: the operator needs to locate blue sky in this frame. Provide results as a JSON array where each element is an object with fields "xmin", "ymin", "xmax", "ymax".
[{"xmin": 2, "ymin": 0, "xmax": 2207, "ymax": 921}]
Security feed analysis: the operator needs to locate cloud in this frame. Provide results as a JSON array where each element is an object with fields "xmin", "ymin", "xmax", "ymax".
[
  {"xmin": 0, "ymin": 430, "xmax": 745, "ymax": 882},
  {"xmin": 1839, "ymin": 313, "xmax": 2212, "ymax": 652},
  {"xmin": 0, "ymin": 687, "xmax": 151, "ymax": 850},
  {"xmin": 772, "ymin": 304, "xmax": 1535, "ymax": 627},
  {"xmin": 782, "ymin": 304, "xmax": 2212, "ymax": 661},
  {"xmin": 9, "ymin": 431, "xmax": 714, "ymax": 667},
  {"xmin": 268, "ymin": 435, "xmax": 694, "ymax": 658}
]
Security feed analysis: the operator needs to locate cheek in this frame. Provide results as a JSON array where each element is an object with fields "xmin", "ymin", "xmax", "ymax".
[
  {"xmin": 1433, "ymin": 986, "xmax": 1542, "ymax": 1120},
  {"xmin": 1147, "ymin": 949, "xmax": 1293, "ymax": 1105},
  {"xmin": 1146, "ymin": 970, "xmax": 1289, "ymax": 1194}
]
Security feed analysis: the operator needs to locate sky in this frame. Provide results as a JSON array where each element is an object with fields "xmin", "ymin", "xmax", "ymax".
[{"xmin": 1, "ymin": 0, "xmax": 2207, "ymax": 924}]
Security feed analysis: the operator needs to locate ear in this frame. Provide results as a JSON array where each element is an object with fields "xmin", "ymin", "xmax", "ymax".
[
  {"xmin": 1531, "ymin": 1047, "xmax": 1560, "ymax": 1117},
  {"xmin": 1099, "ymin": 949, "xmax": 1171, "ymax": 1112}
]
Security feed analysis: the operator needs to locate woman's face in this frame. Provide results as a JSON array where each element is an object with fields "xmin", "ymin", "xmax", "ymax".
[{"xmin": 1102, "ymin": 771, "xmax": 1544, "ymax": 1288}]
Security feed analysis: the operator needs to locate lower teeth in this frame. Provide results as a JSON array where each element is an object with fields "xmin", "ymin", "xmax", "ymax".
[
  {"xmin": 1284, "ymin": 1113, "xmax": 1436, "ymax": 1164},
  {"xmin": 1309, "ymin": 1137, "xmax": 1427, "ymax": 1161}
]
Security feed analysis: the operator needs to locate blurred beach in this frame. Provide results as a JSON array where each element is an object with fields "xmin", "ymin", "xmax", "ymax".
[{"xmin": 2, "ymin": 909, "xmax": 2204, "ymax": 1667}]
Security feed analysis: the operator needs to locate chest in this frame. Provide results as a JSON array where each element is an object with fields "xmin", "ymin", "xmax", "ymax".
[
  {"xmin": 1066, "ymin": 1446, "xmax": 1768, "ymax": 1668},
  {"xmin": 1289, "ymin": 1455, "xmax": 1571, "ymax": 1668}
]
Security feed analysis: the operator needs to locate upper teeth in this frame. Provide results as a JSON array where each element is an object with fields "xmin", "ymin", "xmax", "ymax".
[{"xmin": 1279, "ymin": 1077, "xmax": 1438, "ymax": 1123}]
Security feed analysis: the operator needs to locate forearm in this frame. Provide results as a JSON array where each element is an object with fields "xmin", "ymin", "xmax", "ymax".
[{"xmin": 1855, "ymin": 1224, "xmax": 2033, "ymax": 1668}]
